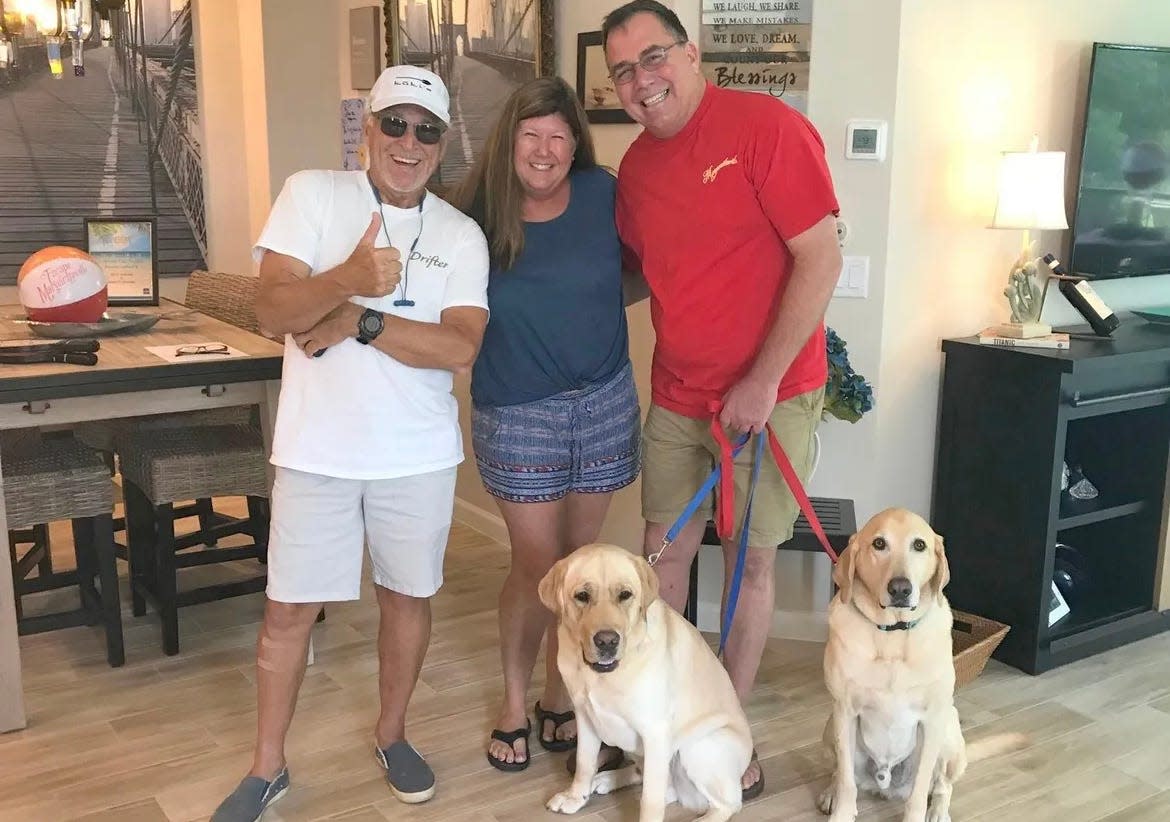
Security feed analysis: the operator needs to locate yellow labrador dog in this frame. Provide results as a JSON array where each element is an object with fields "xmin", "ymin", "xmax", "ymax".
[
  {"xmin": 539, "ymin": 543, "xmax": 752, "ymax": 822},
  {"xmin": 819, "ymin": 508, "xmax": 1024, "ymax": 822}
]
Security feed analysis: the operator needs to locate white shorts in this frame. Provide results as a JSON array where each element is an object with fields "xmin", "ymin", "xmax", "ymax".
[{"xmin": 265, "ymin": 465, "xmax": 457, "ymax": 602}]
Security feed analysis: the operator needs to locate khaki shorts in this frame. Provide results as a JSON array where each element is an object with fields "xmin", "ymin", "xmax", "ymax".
[{"xmin": 641, "ymin": 387, "xmax": 824, "ymax": 547}]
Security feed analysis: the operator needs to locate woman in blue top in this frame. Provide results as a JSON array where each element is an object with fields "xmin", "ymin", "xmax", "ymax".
[{"xmin": 455, "ymin": 77, "xmax": 640, "ymax": 772}]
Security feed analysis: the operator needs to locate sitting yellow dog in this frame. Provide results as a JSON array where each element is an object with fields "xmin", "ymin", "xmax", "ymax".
[
  {"xmin": 539, "ymin": 543, "xmax": 753, "ymax": 822},
  {"xmin": 820, "ymin": 508, "xmax": 1025, "ymax": 822}
]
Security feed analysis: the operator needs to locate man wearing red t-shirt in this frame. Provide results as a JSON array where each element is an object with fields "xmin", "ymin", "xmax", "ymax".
[{"xmin": 604, "ymin": 0, "xmax": 843, "ymax": 798}]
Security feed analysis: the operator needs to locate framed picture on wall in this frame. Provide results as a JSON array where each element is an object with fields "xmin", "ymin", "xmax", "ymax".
[
  {"xmin": 349, "ymin": 6, "xmax": 383, "ymax": 91},
  {"xmin": 83, "ymin": 217, "xmax": 159, "ymax": 306},
  {"xmin": 382, "ymin": 0, "xmax": 556, "ymax": 190},
  {"xmin": 576, "ymin": 30, "xmax": 634, "ymax": 124}
]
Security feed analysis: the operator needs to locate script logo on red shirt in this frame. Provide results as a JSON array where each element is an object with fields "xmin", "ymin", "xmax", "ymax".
[{"xmin": 702, "ymin": 156, "xmax": 738, "ymax": 184}]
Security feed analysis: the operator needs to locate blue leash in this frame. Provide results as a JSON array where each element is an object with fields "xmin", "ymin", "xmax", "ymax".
[
  {"xmin": 720, "ymin": 433, "xmax": 766, "ymax": 656},
  {"xmin": 647, "ymin": 430, "xmax": 765, "ymax": 658}
]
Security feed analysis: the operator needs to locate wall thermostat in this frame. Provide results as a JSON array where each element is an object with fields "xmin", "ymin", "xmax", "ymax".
[{"xmin": 845, "ymin": 119, "xmax": 888, "ymax": 161}]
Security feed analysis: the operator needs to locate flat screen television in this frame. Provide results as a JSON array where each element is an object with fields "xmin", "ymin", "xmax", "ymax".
[{"xmin": 1069, "ymin": 42, "xmax": 1170, "ymax": 280}]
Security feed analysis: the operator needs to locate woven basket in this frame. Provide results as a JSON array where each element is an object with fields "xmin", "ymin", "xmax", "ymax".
[{"xmin": 951, "ymin": 609, "xmax": 1010, "ymax": 688}]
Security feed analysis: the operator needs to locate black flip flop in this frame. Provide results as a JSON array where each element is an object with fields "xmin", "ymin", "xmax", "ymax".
[
  {"xmin": 566, "ymin": 743, "xmax": 629, "ymax": 776},
  {"xmin": 486, "ymin": 719, "xmax": 531, "ymax": 772},
  {"xmin": 742, "ymin": 749, "xmax": 765, "ymax": 801},
  {"xmin": 535, "ymin": 700, "xmax": 577, "ymax": 752}
]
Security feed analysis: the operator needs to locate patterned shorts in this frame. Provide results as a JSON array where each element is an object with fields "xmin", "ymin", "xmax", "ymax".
[{"xmin": 472, "ymin": 361, "xmax": 641, "ymax": 503}]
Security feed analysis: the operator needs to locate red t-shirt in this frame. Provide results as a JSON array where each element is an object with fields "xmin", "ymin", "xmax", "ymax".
[{"xmin": 616, "ymin": 84, "xmax": 840, "ymax": 419}]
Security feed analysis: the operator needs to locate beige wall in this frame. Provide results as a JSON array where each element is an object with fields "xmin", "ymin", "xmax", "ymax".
[
  {"xmin": 194, "ymin": 0, "xmax": 343, "ymax": 274},
  {"xmin": 260, "ymin": 2, "xmax": 342, "ymax": 202},
  {"xmin": 192, "ymin": 0, "xmax": 269, "ymax": 274}
]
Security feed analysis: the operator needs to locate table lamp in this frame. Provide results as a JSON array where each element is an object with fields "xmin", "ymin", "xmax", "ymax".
[{"xmin": 989, "ymin": 136, "xmax": 1069, "ymax": 338}]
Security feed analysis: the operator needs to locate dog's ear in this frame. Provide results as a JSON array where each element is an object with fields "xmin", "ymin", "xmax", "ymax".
[
  {"xmin": 538, "ymin": 558, "xmax": 567, "ymax": 616},
  {"xmin": 930, "ymin": 532, "xmax": 951, "ymax": 594},
  {"xmin": 833, "ymin": 534, "xmax": 859, "ymax": 604},
  {"xmin": 635, "ymin": 554, "xmax": 660, "ymax": 616}
]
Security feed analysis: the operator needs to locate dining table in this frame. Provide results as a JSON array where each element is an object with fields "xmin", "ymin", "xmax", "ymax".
[{"xmin": 0, "ymin": 301, "xmax": 285, "ymax": 733}]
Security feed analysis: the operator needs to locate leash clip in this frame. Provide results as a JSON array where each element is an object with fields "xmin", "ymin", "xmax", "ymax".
[{"xmin": 647, "ymin": 536, "xmax": 671, "ymax": 567}]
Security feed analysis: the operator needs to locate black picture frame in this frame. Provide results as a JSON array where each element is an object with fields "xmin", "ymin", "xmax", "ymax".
[
  {"xmin": 577, "ymin": 31, "xmax": 634, "ymax": 125},
  {"xmin": 83, "ymin": 216, "xmax": 159, "ymax": 306}
]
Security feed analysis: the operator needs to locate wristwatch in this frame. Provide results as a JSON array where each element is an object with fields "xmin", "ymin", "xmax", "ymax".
[{"xmin": 356, "ymin": 308, "xmax": 385, "ymax": 344}]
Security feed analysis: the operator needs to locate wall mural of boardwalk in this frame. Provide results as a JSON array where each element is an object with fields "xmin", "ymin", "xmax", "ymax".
[{"xmin": 0, "ymin": 1, "xmax": 205, "ymax": 287}]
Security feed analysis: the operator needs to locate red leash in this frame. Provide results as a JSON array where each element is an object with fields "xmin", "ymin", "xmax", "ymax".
[{"xmin": 707, "ymin": 402, "xmax": 839, "ymax": 564}]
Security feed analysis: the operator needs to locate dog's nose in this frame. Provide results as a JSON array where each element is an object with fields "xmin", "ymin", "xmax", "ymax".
[
  {"xmin": 593, "ymin": 630, "xmax": 620, "ymax": 655},
  {"xmin": 887, "ymin": 577, "xmax": 913, "ymax": 602}
]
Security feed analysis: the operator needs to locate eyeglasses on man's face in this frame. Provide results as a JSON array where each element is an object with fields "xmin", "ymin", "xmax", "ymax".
[
  {"xmin": 608, "ymin": 41, "xmax": 686, "ymax": 86},
  {"xmin": 175, "ymin": 343, "xmax": 229, "ymax": 357},
  {"xmin": 378, "ymin": 115, "xmax": 445, "ymax": 145}
]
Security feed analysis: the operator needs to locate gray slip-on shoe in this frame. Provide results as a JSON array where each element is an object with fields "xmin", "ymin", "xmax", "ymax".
[
  {"xmin": 375, "ymin": 740, "xmax": 435, "ymax": 804},
  {"xmin": 210, "ymin": 767, "xmax": 290, "ymax": 822}
]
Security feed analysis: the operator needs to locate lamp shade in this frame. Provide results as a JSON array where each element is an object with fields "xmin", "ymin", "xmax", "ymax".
[
  {"xmin": 26, "ymin": 0, "xmax": 63, "ymax": 37},
  {"xmin": 991, "ymin": 149, "xmax": 1070, "ymax": 230}
]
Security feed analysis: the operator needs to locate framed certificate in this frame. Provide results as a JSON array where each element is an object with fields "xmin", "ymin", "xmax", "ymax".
[{"xmin": 83, "ymin": 217, "xmax": 159, "ymax": 306}]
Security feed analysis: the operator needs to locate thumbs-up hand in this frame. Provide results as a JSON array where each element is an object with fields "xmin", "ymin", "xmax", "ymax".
[{"xmin": 339, "ymin": 213, "xmax": 402, "ymax": 297}]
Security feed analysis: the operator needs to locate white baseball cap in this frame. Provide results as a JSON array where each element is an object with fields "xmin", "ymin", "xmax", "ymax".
[{"xmin": 368, "ymin": 65, "xmax": 451, "ymax": 125}]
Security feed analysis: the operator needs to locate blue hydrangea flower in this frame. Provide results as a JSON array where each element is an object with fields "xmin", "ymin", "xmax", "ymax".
[{"xmin": 823, "ymin": 327, "xmax": 875, "ymax": 423}]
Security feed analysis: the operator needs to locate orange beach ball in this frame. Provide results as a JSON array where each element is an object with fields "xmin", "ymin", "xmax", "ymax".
[{"xmin": 18, "ymin": 246, "xmax": 109, "ymax": 323}]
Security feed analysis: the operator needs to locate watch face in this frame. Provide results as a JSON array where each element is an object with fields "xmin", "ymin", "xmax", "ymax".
[{"xmin": 357, "ymin": 309, "xmax": 383, "ymax": 342}]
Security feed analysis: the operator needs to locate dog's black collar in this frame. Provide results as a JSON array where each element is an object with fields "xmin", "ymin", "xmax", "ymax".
[{"xmin": 853, "ymin": 601, "xmax": 924, "ymax": 631}]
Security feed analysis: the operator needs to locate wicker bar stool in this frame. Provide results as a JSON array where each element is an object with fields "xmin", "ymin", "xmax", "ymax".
[
  {"xmin": 4, "ymin": 433, "xmax": 123, "ymax": 666},
  {"xmin": 117, "ymin": 423, "xmax": 270, "ymax": 655},
  {"xmin": 75, "ymin": 271, "xmax": 267, "ymax": 546}
]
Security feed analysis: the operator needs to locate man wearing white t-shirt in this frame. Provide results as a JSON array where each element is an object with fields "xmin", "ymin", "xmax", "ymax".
[{"xmin": 212, "ymin": 66, "xmax": 489, "ymax": 822}]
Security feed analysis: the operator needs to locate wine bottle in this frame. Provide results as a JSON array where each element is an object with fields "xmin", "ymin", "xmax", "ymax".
[{"xmin": 1043, "ymin": 253, "xmax": 1120, "ymax": 336}]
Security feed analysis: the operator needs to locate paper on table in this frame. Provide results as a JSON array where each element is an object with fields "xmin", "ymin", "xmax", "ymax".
[{"xmin": 145, "ymin": 342, "xmax": 249, "ymax": 363}]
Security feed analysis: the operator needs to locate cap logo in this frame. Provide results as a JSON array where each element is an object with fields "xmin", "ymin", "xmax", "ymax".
[{"xmin": 393, "ymin": 78, "xmax": 432, "ymax": 90}]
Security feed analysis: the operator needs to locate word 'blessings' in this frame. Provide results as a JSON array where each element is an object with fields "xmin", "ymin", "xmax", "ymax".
[{"xmin": 710, "ymin": 65, "xmax": 799, "ymax": 97}]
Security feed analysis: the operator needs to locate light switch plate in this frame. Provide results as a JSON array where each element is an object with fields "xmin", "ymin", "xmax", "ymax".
[{"xmin": 834, "ymin": 255, "xmax": 869, "ymax": 299}]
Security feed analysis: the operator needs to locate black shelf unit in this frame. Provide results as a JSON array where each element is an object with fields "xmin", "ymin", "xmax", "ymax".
[{"xmin": 933, "ymin": 319, "xmax": 1170, "ymax": 674}]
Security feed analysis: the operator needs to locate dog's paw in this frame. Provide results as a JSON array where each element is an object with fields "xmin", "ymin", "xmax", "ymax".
[
  {"xmin": 816, "ymin": 785, "xmax": 835, "ymax": 815},
  {"xmin": 825, "ymin": 798, "xmax": 857, "ymax": 822},
  {"xmin": 592, "ymin": 763, "xmax": 641, "ymax": 796},
  {"xmin": 547, "ymin": 790, "xmax": 589, "ymax": 814},
  {"xmin": 925, "ymin": 807, "xmax": 952, "ymax": 822}
]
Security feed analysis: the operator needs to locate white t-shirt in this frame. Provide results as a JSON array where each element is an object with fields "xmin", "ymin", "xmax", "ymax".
[{"xmin": 253, "ymin": 169, "xmax": 489, "ymax": 480}]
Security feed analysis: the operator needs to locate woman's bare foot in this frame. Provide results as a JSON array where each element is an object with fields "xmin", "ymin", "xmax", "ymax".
[
  {"xmin": 536, "ymin": 692, "xmax": 576, "ymax": 749},
  {"xmin": 487, "ymin": 705, "xmax": 530, "ymax": 767},
  {"xmin": 741, "ymin": 749, "xmax": 764, "ymax": 799}
]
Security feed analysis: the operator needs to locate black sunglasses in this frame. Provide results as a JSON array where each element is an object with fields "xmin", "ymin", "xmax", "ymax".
[{"xmin": 378, "ymin": 115, "xmax": 444, "ymax": 145}]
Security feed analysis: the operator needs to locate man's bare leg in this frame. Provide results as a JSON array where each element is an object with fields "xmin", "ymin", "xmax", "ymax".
[
  {"xmin": 373, "ymin": 585, "xmax": 431, "ymax": 749},
  {"xmin": 250, "ymin": 600, "xmax": 322, "ymax": 779},
  {"xmin": 720, "ymin": 542, "xmax": 777, "ymax": 792},
  {"xmin": 642, "ymin": 515, "xmax": 708, "ymax": 612}
]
